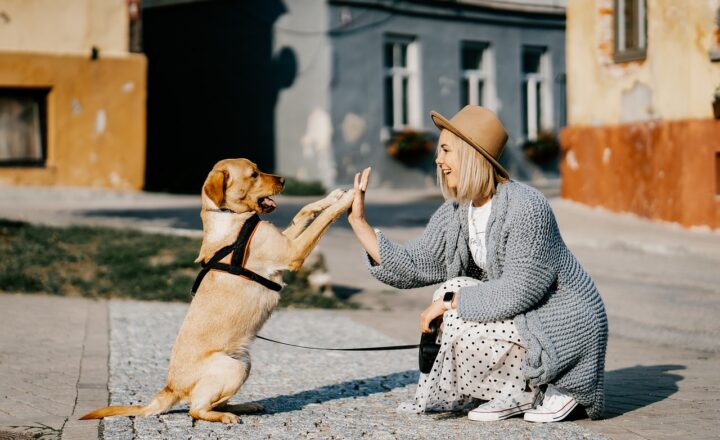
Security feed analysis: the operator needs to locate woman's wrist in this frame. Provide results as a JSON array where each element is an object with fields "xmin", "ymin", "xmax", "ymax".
[
  {"xmin": 350, "ymin": 217, "xmax": 381, "ymax": 264},
  {"xmin": 348, "ymin": 215, "xmax": 364, "ymax": 228}
]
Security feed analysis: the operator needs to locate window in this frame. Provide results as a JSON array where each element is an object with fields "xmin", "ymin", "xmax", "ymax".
[
  {"xmin": 0, "ymin": 88, "xmax": 48, "ymax": 166},
  {"xmin": 521, "ymin": 46, "xmax": 552, "ymax": 141},
  {"xmin": 384, "ymin": 35, "xmax": 422, "ymax": 130},
  {"xmin": 460, "ymin": 41, "xmax": 497, "ymax": 111},
  {"xmin": 614, "ymin": 0, "xmax": 647, "ymax": 62}
]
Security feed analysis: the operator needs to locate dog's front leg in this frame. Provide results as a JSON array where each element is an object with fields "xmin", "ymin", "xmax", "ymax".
[
  {"xmin": 284, "ymin": 189, "xmax": 355, "ymax": 270},
  {"xmin": 282, "ymin": 189, "xmax": 346, "ymax": 240}
]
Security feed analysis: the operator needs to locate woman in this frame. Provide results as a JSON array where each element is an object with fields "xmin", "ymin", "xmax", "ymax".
[{"xmin": 347, "ymin": 106, "xmax": 607, "ymax": 422}]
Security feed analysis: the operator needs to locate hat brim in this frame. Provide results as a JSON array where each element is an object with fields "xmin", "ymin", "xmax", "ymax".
[{"xmin": 431, "ymin": 111, "xmax": 509, "ymax": 179}]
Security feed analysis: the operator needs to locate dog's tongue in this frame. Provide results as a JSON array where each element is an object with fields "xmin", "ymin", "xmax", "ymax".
[{"xmin": 261, "ymin": 197, "xmax": 277, "ymax": 209}]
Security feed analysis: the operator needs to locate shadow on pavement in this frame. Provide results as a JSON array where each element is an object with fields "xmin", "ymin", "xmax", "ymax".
[
  {"xmin": 80, "ymin": 200, "xmax": 442, "ymax": 231},
  {"xmin": 603, "ymin": 364, "xmax": 684, "ymax": 418},
  {"xmin": 331, "ymin": 284, "xmax": 364, "ymax": 299},
  {"xmin": 248, "ymin": 370, "xmax": 419, "ymax": 415}
]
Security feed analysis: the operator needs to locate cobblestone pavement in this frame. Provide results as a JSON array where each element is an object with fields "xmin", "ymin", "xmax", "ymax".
[{"xmin": 103, "ymin": 301, "xmax": 605, "ymax": 440}]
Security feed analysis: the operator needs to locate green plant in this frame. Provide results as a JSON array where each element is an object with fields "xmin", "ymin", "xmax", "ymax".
[
  {"xmin": 0, "ymin": 219, "xmax": 357, "ymax": 308},
  {"xmin": 714, "ymin": 84, "xmax": 720, "ymax": 102},
  {"xmin": 522, "ymin": 131, "xmax": 560, "ymax": 164},
  {"xmin": 386, "ymin": 129, "xmax": 434, "ymax": 163},
  {"xmin": 281, "ymin": 177, "xmax": 326, "ymax": 196}
]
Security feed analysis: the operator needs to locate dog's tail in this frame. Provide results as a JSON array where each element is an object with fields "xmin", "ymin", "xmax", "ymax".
[{"xmin": 79, "ymin": 386, "xmax": 178, "ymax": 420}]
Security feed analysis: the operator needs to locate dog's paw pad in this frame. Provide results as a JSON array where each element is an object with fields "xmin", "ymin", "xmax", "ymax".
[{"xmin": 221, "ymin": 413, "xmax": 239, "ymax": 424}]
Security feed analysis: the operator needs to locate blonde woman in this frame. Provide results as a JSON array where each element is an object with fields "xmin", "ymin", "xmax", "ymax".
[{"xmin": 348, "ymin": 106, "xmax": 607, "ymax": 422}]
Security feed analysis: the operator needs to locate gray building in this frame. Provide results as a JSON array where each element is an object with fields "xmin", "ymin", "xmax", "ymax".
[
  {"xmin": 139, "ymin": 0, "xmax": 565, "ymax": 192},
  {"xmin": 275, "ymin": 0, "xmax": 567, "ymax": 190}
]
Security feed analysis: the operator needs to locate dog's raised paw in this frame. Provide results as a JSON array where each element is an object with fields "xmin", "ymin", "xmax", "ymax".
[
  {"xmin": 328, "ymin": 188, "xmax": 345, "ymax": 201},
  {"xmin": 339, "ymin": 188, "xmax": 356, "ymax": 205}
]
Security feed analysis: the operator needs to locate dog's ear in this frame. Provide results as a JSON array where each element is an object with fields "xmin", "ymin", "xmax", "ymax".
[{"xmin": 202, "ymin": 169, "xmax": 227, "ymax": 209}]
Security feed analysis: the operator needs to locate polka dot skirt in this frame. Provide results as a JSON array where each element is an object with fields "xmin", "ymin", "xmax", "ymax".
[{"xmin": 398, "ymin": 277, "xmax": 534, "ymax": 413}]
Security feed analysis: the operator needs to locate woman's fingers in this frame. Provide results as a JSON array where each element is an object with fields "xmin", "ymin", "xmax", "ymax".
[
  {"xmin": 360, "ymin": 167, "xmax": 371, "ymax": 192},
  {"xmin": 420, "ymin": 311, "xmax": 431, "ymax": 333},
  {"xmin": 349, "ymin": 171, "xmax": 366, "ymax": 222},
  {"xmin": 420, "ymin": 301, "xmax": 445, "ymax": 333}
]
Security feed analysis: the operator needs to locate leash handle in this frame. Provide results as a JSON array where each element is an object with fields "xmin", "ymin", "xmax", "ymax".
[{"xmin": 255, "ymin": 335, "xmax": 418, "ymax": 351}]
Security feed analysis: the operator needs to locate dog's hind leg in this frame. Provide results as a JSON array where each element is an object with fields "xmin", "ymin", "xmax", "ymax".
[
  {"xmin": 188, "ymin": 352, "xmax": 249, "ymax": 424},
  {"xmin": 214, "ymin": 348, "xmax": 263, "ymax": 415}
]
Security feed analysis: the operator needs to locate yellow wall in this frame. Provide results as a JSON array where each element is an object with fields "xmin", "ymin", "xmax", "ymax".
[
  {"xmin": 0, "ymin": 51, "xmax": 147, "ymax": 190},
  {"xmin": 566, "ymin": 0, "xmax": 720, "ymax": 125},
  {"xmin": 0, "ymin": 0, "xmax": 128, "ymax": 55}
]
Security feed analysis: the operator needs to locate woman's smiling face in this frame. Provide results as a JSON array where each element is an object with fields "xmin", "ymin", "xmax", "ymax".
[{"xmin": 436, "ymin": 130, "xmax": 461, "ymax": 190}]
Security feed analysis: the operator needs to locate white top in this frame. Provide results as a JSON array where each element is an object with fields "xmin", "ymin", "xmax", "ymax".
[{"xmin": 468, "ymin": 198, "xmax": 493, "ymax": 268}]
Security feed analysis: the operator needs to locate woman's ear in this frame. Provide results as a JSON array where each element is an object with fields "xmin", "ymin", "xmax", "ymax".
[{"xmin": 202, "ymin": 169, "xmax": 227, "ymax": 209}]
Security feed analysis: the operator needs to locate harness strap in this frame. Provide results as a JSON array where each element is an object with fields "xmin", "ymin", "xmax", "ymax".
[{"xmin": 192, "ymin": 214, "xmax": 282, "ymax": 294}]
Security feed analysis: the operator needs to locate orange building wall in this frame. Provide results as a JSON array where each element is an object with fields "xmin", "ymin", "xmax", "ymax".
[
  {"xmin": 560, "ymin": 119, "xmax": 720, "ymax": 229},
  {"xmin": 0, "ymin": 51, "xmax": 147, "ymax": 190}
]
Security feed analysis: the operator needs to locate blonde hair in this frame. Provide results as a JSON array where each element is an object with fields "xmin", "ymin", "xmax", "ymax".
[{"xmin": 436, "ymin": 129, "xmax": 508, "ymax": 203}]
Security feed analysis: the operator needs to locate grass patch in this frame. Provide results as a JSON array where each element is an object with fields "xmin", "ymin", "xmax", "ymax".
[{"xmin": 0, "ymin": 219, "xmax": 356, "ymax": 308}]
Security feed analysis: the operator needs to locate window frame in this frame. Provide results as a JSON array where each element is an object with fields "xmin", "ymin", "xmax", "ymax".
[
  {"xmin": 521, "ymin": 46, "xmax": 553, "ymax": 142},
  {"xmin": 614, "ymin": 0, "xmax": 647, "ymax": 63},
  {"xmin": 383, "ymin": 34, "xmax": 422, "ymax": 131},
  {"xmin": 0, "ymin": 87, "xmax": 50, "ymax": 167},
  {"xmin": 460, "ymin": 41, "xmax": 497, "ymax": 111}
]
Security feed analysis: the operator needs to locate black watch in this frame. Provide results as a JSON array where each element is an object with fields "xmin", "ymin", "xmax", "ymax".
[{"xmin": 442, "ymin": 291, "xmax": 455, "ymax": 310}]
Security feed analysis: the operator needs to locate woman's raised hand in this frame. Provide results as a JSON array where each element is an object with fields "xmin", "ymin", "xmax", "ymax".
[
  {"xmin": 348, "ymin": 167, "xmax": 371, "ymax": 226},
  {"xmin": 347, "ymin": 167, "xmax": 381, "ymax": 264}
]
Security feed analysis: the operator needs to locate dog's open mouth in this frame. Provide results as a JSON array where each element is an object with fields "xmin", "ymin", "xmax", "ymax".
[{"xmin": 258, "ymin": 196, "xmax": 278, "ymax": 213}]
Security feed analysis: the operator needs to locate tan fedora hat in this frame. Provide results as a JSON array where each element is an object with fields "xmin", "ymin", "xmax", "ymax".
[{"xmin": 430, "ymin": 105, "xmax": 509, "ymax": 179}]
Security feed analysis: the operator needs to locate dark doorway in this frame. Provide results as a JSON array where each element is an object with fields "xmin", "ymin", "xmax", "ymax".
[{"xmin": 143, "ymin": 0, "xmax": 292, "ymax": 193}]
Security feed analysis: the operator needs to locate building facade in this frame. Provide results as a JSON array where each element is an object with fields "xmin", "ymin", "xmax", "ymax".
[
  {"xmin": 275, "ymin": 0, "xmax": 567, "ymax": 189},
  {"xmin": 0, "ymin": 0, "xmax": 146, "ymax": 190},
  {"xmin": 561, "ymin": 0, "xmax": 720, "ymax": 228}
]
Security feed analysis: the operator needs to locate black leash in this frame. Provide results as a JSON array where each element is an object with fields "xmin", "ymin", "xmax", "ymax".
[
  {"xmin": 256, "ymin": 335, "xmax": 418, "ymax": 351},
  {"xmin": 192, "ymin": 213, "xmax": 282, "ymax": 294}
]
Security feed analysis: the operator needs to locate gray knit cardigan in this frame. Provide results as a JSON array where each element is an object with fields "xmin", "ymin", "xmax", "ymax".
[{"xmin": 366, "ymin": 181, "xmax": 608, "ymax": 419}]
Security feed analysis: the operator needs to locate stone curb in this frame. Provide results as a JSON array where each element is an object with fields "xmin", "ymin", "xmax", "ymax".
[{"xmin": 62, "ymin": 300, "xmax": 109, "ymax": 440}]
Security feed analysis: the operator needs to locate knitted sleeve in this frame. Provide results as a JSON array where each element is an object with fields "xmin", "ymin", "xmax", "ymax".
[
  {"xmin": 364, "ymin": 202, "xmax": 451, "ymax": 289},
  {"xmin": 456, "ymin": 194, "xmax": 558, "ymax": 321}
]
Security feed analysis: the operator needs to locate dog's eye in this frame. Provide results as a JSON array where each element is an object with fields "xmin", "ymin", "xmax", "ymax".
[{"xmin": 251, "ymin": 172, "xmax": 258, "ymax": 178}]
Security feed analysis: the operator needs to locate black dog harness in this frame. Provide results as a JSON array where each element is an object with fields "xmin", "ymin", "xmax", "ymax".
[{"xmin": 191, "ymin": 213, "xmax": 282, "ymax": 294}]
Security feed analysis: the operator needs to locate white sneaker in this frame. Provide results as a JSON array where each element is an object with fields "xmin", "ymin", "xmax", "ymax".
[
  {"xmin": 523, "ymin": 386, "xmax": 578, "ymax": 423},
  {"xmin": 468, "ymin": 392, "xmax": 537, "ymax": 422}
]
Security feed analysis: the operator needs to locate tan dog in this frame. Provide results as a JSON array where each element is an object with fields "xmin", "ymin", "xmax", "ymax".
[{"xmin": 80, "ymin": 158, "xmax": 354, "ymax": 424}]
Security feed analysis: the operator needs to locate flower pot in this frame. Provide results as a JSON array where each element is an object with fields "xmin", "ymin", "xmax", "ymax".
[
  {"xmin": 713, "ymin": 100, "xmax": 720, "ymax": 119},
  {"xmin": 386, "ymin": 130, "xmax": 433, "ymax": 164},
  {"xmin": 522, "ymin": 132, "xmax": 560, "ymax": 164}
]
